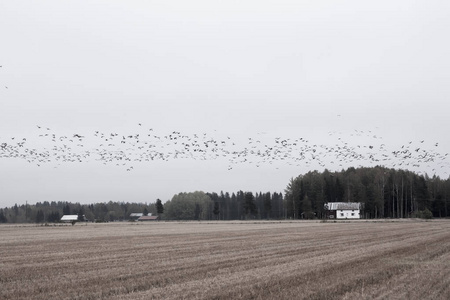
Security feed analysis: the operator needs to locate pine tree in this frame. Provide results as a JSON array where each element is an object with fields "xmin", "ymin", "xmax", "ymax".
[
  {"xmin": 302, "ymin": 195, "xmax": 314, "ymax": 219},
  {"xmin": 0, "ymin": 209, "xmax": 7, "ymax": 223},
  {"xmin": 35, "ymin": 209, "xmax": 45, "ymax": 223},
  {"xmin": 47, "ymin": 211, "xmax": 60, "ymax": 223},
  {"xmin": 264, "ymin": 193, "xmax": 272, "ymax": 219},
  {"xmin": 156, "ymin": 199, "xmax": 164, "ymax": 219},
  {"xmin": 213, "ymin": 202, "xmax": 220, "ymax": 219},
  {"xmin": 63, "ymin": 203, "xmax": 71, "ymax": 215},
  {"xmin": 243, "ymin": 192, "xmax": 257, "ymax": 219}
]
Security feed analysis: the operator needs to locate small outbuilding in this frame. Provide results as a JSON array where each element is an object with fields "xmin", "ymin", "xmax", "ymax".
[
  {"xmin": 325, "ymin": 202, "xmax": 361, "ymax": 219},
  {"xmin": 137, "ymin": 215, "xmax": 159, "ymax": 221},
  {"xmin": 60, "ymin": 215, "xmax": 79, "ymax": 223}
]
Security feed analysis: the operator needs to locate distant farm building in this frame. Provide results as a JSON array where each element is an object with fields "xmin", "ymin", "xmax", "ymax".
[
  {"xmin": 60, "ymin": 215, "xmax": 79, "ymax": 223},
  {"xmin": 129, "ymin": 213, "xmax": 144, "ymax": 220},
  {"xmin": 325, "ymin": 202, "xmax": 361, "ymax": 219},
  {"xmin": 137, "ymin": 215, "xmax": 158, "ymax": 221}
]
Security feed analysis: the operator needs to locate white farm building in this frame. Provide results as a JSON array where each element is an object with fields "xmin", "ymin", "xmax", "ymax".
[
  {"xmin": 60, "ymin": 215, "xmax": 79, "ymax": 222},
  {"xmin": 325, "ymin": 202, "xmax": 361, "ymax": 219}
]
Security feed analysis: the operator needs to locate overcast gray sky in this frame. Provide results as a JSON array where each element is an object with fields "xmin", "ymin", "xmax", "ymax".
[{"xmin": 1, "ymin": 0, "xmax": 450, "ymax": 208}]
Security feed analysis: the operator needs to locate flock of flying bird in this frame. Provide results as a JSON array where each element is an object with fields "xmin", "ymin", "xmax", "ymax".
[
  {"xmin": 1, "ymin": 124, "xmax": 449, "ymax": 176},
  {"xmin": 1, "ymin": 64, "xmax": 449, "ymax": 176},
  {"xmin": 1, "ymin": 65, "xmax": 449, "ymax": 176}
]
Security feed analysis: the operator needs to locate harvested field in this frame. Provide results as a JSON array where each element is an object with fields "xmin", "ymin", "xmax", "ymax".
[{"xmin": 1, "ymin": 220, "xmax": 449, "ymax": 300}]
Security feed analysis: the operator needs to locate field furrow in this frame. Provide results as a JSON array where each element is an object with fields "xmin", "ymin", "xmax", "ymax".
[{"xmin": 1, "ymin": 220, "xmax": 449, "ymax": 300}]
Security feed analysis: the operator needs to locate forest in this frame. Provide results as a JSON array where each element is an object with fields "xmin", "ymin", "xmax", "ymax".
[
  {"xmin": 284, "ymin": 166, "xmax": 448, "ymax": 219},
  {"xmin": 0, "ymin": 166, "xmax": 449, "ymax": 223}
]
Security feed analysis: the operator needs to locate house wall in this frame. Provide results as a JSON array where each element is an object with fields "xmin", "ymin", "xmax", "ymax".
[
  {"xmin": 326, "ymin": 210, "xmax": 337, "ymax": 219},
  {"xmin": 336, "ymin": 209, "xmax": 360, "ymax": 219}
]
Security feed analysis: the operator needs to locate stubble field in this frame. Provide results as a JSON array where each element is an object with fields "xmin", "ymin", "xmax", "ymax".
[{"xmin": 1, "ymin": 219, "xmax": 449, "ymax": 300}]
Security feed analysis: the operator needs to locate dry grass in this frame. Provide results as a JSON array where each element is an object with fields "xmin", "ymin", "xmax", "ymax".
[{"xmin": 1, "ymin": 220, "xmax": 449, "ymax": 300}]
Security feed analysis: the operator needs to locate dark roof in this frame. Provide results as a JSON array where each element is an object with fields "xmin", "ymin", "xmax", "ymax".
[
  {"xmin": 325, "ymin": 202, "xmax": 361, "ymax": 210},
  {"xmin": 138, "ymin": 216, "xmax": 159, "ymax": 221},
  {"xmin": 337, "ymin": 203, "xmax": 360, "ymax": 210}
]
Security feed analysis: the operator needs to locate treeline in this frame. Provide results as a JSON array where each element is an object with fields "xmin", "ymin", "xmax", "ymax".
[
  {"xmin": 1, "ymin": 166, "xmax": 449, "ymax": 223},
  {"xmin": 163, "ymin": 191, "xmax": 285, "ymax": 220},
  {"xmin": 0, "ymin": 191, "xmax": 285, "ymax": 223},
  {"xmin": 0, "ymin": 201, "xmax": 156, "ymax": 224},
  {"xmin": 163, "ymin": 167, "xmax": 450, "ymax": 220},
  {"xmin": 284, "ymin": 166, "xmax": 450, "ymax": 219}
]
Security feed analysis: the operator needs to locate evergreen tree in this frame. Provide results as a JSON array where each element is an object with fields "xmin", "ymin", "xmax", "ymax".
[
  {"xmin": 230, "ymin": 193, "xmax": 238, "ymax": 219},
  {"xmin": 35, "ymin": 209, "xmax": 45, "ymax": 223},
  {"xmin": 156, "ymin": 199, "xmax": 164, "ymax": 217},
  {"xmin": 77, "ymin": 212, "xmax": 85, "ymax": 222},
  {"xmin": 63, "ymin": 203, "xmax": 71, "ymax": 215},
  {"xmin": 47, "ymin": 211, "xmax": 60, "ymax": 223},
  {"xmin": 213, "ymin": 201, "xmax": 220, "ymax": 219},
  {"xmin": 0, "ymin": 209, "xmax": 7, "ymax": 223},
  {"xmin": 264, "ymin": 192, "xmax": 272, "ymax": 219},
  {"xmin": 243, "ymin": 192, "xmax": 257, "ymax": 219},
  {"xmin": 77, "ymin": 207, "xmax": 85, "ymax": 221},
  {"xmin": 236, "ymin": 191, "xmax": 245, "ymax": 219},
  {"xmin": 224, "ymin": 192, "xmax": 231, "ymax": 220},
  {"xmin": 301, "ymin": 195, "xmax": 314, "ymax": 219}
]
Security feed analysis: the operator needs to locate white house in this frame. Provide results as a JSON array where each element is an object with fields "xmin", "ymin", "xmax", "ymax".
[{"xmin": 325, "ymin": 202, "xmax": 361, "ymax": 219}]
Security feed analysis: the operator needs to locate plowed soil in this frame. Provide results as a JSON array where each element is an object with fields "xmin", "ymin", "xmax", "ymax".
[{"xmin": 1, "ymin": 220, "xmax": 449, "ymax": 300}]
